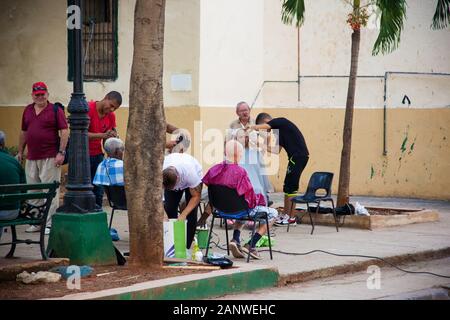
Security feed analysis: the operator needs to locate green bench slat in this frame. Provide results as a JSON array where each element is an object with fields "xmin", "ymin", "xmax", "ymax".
[
  {"xmin": 0, "ymin": 192, "xmax": 56, "ymax": 204},
  {"xmin": 0, "ymin": 182, "xmax": 59, "ymax": 193},
  {"xmin": 0, "ymin": 218, "xmax": 41, "ymax": 227}
]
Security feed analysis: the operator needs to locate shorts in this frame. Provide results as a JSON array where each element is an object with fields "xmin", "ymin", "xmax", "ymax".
[
  {"xmin": 248, "ymin": 206, "xmax": 278, "ymax": 224},
  {"xmin": 283, "ymin": 154, "xmax": 309, "ymax": 195}
]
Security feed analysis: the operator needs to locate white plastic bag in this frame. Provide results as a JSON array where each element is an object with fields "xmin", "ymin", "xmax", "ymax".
[{"xmin": 355, "ymin": 202, "xmax": 370, "ymax": 216}]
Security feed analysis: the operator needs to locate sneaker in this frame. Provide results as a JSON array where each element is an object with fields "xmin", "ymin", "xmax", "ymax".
[
  {"xmin": 226, "ymin": 219, "xmax": 235, "ymax": 226},
  {"xmin": 110, "ymin": 228, "xmax": 120, "ymax": 241},
  {"xmin": 229, "ymin": 240, "xmax": 244, "ymax": 258},
  {"xmin": 25, "ymin": 225, "xmax": 51, "ymax": 235},
  {"xmin": 274, "ymin": 214, "xmax": 288, "ymax": 224},
  {"xmin": 25, "ymin": 225, "xmax": 41, "ymax": 233},
  {"xmin": 274, "ymin": 217, "xmax": 288, "ymax": 226},
  {"xmin": 287, "ymin": 218, "xmax": 297, "ymax": 226},
  {"xmin": 241, "ymin": 244, "xmax": 262, "ymax": 260},
  {"xmin": 274, "ymin": 217, "xmax": 297, "ymax": 227}
]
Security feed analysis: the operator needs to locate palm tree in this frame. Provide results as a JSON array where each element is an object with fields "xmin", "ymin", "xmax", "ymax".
[
  {"xmin": 281, "ymin": 0, "xmax": 449, "ymax": 206},
  {"xmin": 125, "ymin": 0, "xmax": 167, "ymax": 267}
]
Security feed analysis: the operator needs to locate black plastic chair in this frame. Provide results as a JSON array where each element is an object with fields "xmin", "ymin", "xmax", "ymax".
[
  {"xmin": 104, "ymin": 185, "xmax": 127, "ymax": 230},
  {"xmin": 290, "ymin": 172, "xmax": 339, "ymax": 234},
  {"xmin": 205, "ymin": 185, "xmax": 273, "ymax": 263}
]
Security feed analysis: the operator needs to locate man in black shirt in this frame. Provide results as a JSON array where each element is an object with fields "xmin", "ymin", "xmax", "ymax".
[{"xmin": 251, "ymin": 113, "xmax": 309, "ymax": 226}]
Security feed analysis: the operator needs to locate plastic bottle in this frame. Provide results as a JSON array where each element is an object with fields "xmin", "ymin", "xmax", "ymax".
[
  {"xmin": 194, "ymin": 249, "xmax": 204, "ymax": 262},
  {"xmin": 191, "ymin": 237, "xmax": 199, "ymax": 261}
]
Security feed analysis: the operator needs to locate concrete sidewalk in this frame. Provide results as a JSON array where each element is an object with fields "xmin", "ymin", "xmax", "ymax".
[
  {"xmin": 1, "ymin": 194, "xmax": 449, "ymax": 299},
  {"xmin": 216, "ymin": 257, "xmax": 450, "ymax": 300},
  {"xmin": 212, "ymin": 194, "xmax": 450, "ymax": 284}
]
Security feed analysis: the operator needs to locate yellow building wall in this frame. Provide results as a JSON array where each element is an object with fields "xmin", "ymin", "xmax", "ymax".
[
  {"xmin": 2, "ymin": 106, "xmax": 449, "ymax": 200},
  {"xmin": 0, "ymin": 0, "xmax": 448, "ymax": 200}
]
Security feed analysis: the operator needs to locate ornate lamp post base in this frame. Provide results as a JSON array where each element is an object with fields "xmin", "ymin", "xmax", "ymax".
[
  {"xmin": 49, "ymin": 0, "xmax": 117, "ymax": 266},
  {"xmin": 47, "ymin": 212, "xmax": 117, "ymax": 266}
]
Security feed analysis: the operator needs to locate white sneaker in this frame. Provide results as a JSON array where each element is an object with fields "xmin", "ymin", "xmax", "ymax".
[
  {"xmin": 25, "ymin": 225, "xmax": 41, "ymax": 233},
  {"xmin": 25, "ymin": 225, "xmax": 51, "ymax": 235},
  {"xmin": 275, "ymin": 214, "xmax": 288, "ymax": 224},
  {"xmin": 274, "ymin": 217, "xmax": 297, "ymax": 227}
]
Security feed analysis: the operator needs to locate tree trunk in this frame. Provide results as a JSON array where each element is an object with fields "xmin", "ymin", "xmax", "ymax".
[
  {"xmin": 337, "ymin": 28, "xmax": 360, "ymax": 207},
  {"xmin": 125, "ymin": 0, "xmax": 166, "ymax": 267}
]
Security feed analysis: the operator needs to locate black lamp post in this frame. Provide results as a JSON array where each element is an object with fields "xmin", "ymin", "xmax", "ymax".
[
  {"xmin": 58, "ymin": 0, "xmax": 96, "ymax": 213},
  {"xmin": 48, "ymin": 0, "xmax": 116, "ymax": 265}
]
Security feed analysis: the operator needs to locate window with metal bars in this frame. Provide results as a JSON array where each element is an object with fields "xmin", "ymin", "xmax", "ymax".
[{"xmin": 68, "ymin": 0, "xmax": 118, "ymax": 81}]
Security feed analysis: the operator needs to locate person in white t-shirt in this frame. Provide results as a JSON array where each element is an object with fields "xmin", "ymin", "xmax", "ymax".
[{"xmin": 163, "ymin": 153, "xmax": 203, "ymax": 249}]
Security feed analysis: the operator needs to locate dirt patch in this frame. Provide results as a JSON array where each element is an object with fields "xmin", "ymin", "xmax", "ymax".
[
  {"xmin": 366, "ymin": 208, "xmax": 407, "ymax": 216},
  {"xmin": 0, "ymin": 264, "xmax": 211, "ymax": 300},
  {"xmin": 279, "ymin": 207, "xmax": 416, "ymax": 216}
]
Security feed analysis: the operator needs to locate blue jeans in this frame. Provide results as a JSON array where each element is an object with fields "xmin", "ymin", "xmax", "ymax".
[{"xmin": 90, "ymin": 154, "xmax": 105, "ymax": 207}]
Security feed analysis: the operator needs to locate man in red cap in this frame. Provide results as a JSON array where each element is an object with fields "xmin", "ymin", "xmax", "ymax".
[{"xmin": 18, "ymin": 82, "xmax": 69, "ymax": 234}]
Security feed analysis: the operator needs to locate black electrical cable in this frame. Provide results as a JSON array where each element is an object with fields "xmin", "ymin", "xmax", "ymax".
[
  {"xmin": 209, "ymin": 229, "xmax": 228, "ymax": 251},
  {"xmin": 209, "ymin": 231, "xmax": 449, "ymax": 278},
  {"xmin": 257, "ymin": 248, "xmax": 450, "ymax": 279},
  {"xmin": 205, "ymin": 220, "xmax": 449, "ymax": 279}
]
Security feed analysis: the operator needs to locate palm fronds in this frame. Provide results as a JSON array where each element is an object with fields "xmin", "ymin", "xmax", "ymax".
[
  {"xmin": 431, "ymin": 0, "xmax": 450, "ymax": 30},
  {"xmin": 281, "ymin": 0, "xmax": 306, "ymax": 27},
  {"xmin": 372, "ymin": 0, "xmax": 407, "ymax": 55}
]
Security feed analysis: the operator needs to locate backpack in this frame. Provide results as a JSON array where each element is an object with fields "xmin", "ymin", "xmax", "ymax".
[
  {"xmin": 307, "ymin": 206, "xmax": 334, "ymax": 214},
  {"xmin": 335, "ymin": 203, "xmax": 355, "ymax": 216},
  {"xmin": 53, "ymin": 102, "xmax": 69, "ymax": 165}
]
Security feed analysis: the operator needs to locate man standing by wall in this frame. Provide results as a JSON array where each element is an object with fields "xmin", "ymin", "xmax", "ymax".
[
  {"xmin": 18, "ymin": 82, "xmax": 68, "ymax": 233},
  {"xmin": 87, "ymin": 91, "xmax": 122, "ymax": 208},
  {"xmin": 228, "ymin": 101, "xmax": 273, "ymax": 204},
  {"xmin": 252, "ymin": 113, "xmax": 309, "ymax": 227}
]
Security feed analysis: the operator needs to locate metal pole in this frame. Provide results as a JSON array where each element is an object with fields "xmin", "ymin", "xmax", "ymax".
[
  {"xmin": 383, "ymin": 72, "xmax": 388, "ymax": 156},
  {"xmin": 59, "ymin": 0, "xmax": 96, "ymax": 213},
  {"xmin": 297, "ymin": 26, "xmax": 300, "ymax": 101}
]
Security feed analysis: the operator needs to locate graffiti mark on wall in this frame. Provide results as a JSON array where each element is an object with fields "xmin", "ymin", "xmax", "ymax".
[
  {"xmin": 408, "ymin": 137, "xmax": 417, "ymax": 155},
  {"xmin": 398, "ymin": 130, "xmax": 408, "ymax": 170},
  {"xmin": 400, "ymin": 135, "xmax": 408, "ymax": 154},
  {"xmin": 398, "ymin": 126, "xmax": 417, "ymax": 171},
  {"xmin": 381, "ymin": 158, "xmax": 388, "ymax": 177}
]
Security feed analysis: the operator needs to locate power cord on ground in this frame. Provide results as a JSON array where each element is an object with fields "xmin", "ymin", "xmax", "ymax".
[
  {"xmin": 256, "ymin": 248, "xmax": 450, "ymax": 279},
  {"xmin": 204, "ymin": 218, "xmax": 449, "ymax": 279}
]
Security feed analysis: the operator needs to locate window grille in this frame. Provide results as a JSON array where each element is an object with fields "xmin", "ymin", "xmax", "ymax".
[{"xmin": 68, "ymin": 0, "xmax": 118, "ymax": 81}]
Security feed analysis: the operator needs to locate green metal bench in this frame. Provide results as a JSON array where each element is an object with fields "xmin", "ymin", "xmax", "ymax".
[{"xmin": 0, "ymin": 182, "xmax": 59, "ymax": 260}]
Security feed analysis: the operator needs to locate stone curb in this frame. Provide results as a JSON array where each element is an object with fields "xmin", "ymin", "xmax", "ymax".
[
  {"xmin": 45, "ymin": 264, "xmax": 279, "ymax": 300},
  {"xmin": 278, "ymin": 247, "xmax": 450, "ymax": 286},
  {"xmin": 40, "ymin": 247, "xmax": 450, "ymax": 300}
]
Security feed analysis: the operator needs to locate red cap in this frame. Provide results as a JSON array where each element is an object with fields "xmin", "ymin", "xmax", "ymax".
[{"xmin": 32, "ymin": 82, "xmax": 48, "ymax": 95}]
